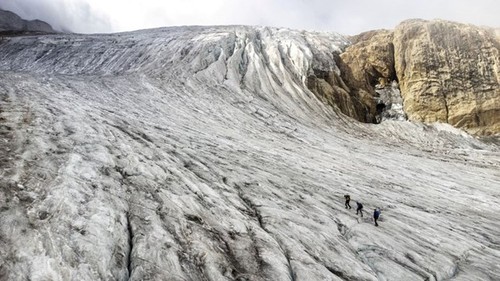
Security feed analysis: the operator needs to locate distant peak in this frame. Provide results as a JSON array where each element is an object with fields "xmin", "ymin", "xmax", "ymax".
[{"xmin": 0, "ymin": 8, "xmax": 55, "ymax": 35}]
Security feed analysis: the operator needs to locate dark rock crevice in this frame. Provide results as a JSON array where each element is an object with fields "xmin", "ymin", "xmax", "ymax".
[
  {"xmin": 125, "ymin": 211, "xmax": 134, "ymax": 279},
  {"xmin": 442, "ymin": 92, "xmax": 450, "ymax": 123}
]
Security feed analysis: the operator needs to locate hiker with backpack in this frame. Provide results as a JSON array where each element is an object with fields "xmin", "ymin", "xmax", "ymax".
[
  {"xmin": 356, "ymin": 202, "xmax": 363, "ymax": 217},
  {"xmin": 344, "ymin": 194, "xmax": 351, "ymax": 209},
  {"xmin": 373, "ymin": 208, "xmax": 381, "ymax": 226}
]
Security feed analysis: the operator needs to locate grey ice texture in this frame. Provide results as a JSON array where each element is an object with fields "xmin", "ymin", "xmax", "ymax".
[{"xmin": 0, "ymin": 25, "xmax": 499, "ymax": 281}]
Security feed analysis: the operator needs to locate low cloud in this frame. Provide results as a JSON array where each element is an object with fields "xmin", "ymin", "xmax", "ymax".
[
  {"xmin": 0, "ymin": 0, "xmax": 111, "ymax": 33},
  {"xmin": 0, "ymin": 0, "xmax": 498, "ymax": 34}
]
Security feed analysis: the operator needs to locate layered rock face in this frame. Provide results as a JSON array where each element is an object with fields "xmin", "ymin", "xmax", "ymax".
[
  {"xmin": 394, "ymin": 20, "xmax": 500, "ymax": 135},
  {"xmin": 0, "ymin": 9, "xmax": 55, "ymax": 34},
  {"xmin": 305, "ymin": 30, "xmax": 397, "ymax": 124},
  {"xmin": 306, "ymin": 65, "xmax": 375, "ymax": 122},
  {"xmin": 337, "ymin": 20, "xmax": 500, "ymax": 135},
  {"xmin": 333, "ymin": 30, "xmax": 397, "ymax": 123},
  {"xmin": 340, "ymin": 30, "xmax": 396, "ymax": 93},
  {"xmin": 303, "ymin": 36, "xmax": 374, "ymax": 123}
]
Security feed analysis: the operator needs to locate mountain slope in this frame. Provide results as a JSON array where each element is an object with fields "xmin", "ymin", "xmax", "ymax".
[
  {"xmin": 0, "ymin": 9, "xmax": 55, "ymax": 34},
  {"xmin": 0, "ymin": 25, "xmax": 499, "ymax": 281}
]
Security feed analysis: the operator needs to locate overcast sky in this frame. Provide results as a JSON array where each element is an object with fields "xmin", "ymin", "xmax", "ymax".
[{"xmin": 0, "ymin": 0, "xmax": 498, "ymax": 34}]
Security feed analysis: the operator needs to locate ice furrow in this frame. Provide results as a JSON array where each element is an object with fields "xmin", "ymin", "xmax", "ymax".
[{"xmin": 0, "ymin": 25, "xmax": 498, "ymax": 281}]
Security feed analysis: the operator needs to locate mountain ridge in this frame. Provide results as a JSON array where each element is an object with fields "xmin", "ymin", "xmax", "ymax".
[
  {"xmin": 0, "ymin": 9, "xmax": 55, "ymax": 35},
  {"xmin": 2, "ymin": 14, "xmax": 497, "ymax": 135}
]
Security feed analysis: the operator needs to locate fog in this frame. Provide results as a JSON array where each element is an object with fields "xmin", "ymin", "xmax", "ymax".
[{"xmin": 0, "ymin": 0, "xmax": 498, "ymax": 37}]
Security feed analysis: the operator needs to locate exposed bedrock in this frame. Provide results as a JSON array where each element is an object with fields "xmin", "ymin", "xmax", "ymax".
[
  {"xmin": 306, "ymin": 65, "xmax": 376, "ymax": 123},
  {"xmin": 394, "ymin": 19, "xmax": 500, "ymax": 135},
  {"xmin": 336, "ymin": 20, "xmax": 500, "ymax": 135}
]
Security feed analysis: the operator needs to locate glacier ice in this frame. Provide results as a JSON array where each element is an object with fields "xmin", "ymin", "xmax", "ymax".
[{"xmin": 0, "ymin": 26, "xmax": 499, "ymax": 281}]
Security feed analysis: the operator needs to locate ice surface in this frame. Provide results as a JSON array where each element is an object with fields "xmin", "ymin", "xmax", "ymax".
[{"xmin": 0, "ymin": 26, "xmax": 499, "ymax": 281}]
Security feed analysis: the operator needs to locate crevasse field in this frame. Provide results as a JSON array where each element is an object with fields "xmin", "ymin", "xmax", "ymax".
[{"xmin": 0, "ymin": 26, "xmax": 499, "ymax": 281}]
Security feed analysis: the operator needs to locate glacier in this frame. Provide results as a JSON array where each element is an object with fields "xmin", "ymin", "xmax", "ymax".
[{"xmin": 0, "ymin": 26, "xmax": 499, "ymax": 281}]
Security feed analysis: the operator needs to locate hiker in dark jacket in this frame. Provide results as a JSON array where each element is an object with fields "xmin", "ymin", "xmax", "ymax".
[
  {"xmin": 356, "ymin": 202, "xmax": 363, "ymax": 217},
  {"xmin": 373, "ymin": 208, "xmax": 381, "ymax": 226},
  {"xmin": 344, "ymin": 195, "xmax": 351, "ymax": 209}
]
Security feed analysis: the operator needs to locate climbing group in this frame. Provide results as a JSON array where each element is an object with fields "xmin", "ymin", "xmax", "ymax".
[{"xmin": 344, "ymin": 194, "xmax": 381, "ymax": 226}]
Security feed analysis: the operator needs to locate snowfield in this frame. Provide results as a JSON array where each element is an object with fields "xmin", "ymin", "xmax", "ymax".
[{"xmin": 0, "ymin": 26, "xmax": 499, "ymax": 281}]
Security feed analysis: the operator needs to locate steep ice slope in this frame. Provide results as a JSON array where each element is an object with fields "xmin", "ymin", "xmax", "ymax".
[{"xmin": 0, "ymin": 26, "xmax": 499, "ymax": 281}]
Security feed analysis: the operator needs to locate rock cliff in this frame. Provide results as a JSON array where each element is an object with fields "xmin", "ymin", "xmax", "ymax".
[
  {"xmin": 394, "ymin": 19, "xmax": 500, "ymax": 135},
  {"xmin": 305, "ymin": 29, "xmax": 400, "ymax": 124},
  {"xmin": 337, "ymin": 19, "xmax": 500, "ymax": 135}
]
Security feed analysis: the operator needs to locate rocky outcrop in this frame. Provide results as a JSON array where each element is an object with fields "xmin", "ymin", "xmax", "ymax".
[
  {"xmin": 336, "ymin": 20, "xmax": 500, "ymax": 135},
  {"xmin": 305, "ymin": 31, "xmax": 397, "ymax": 124},
  {"xmin": 340, "ymin": 30, "xmax": 396, "ymax": 92},
  {"xmin": 328, "ymin": 30, "xmax": 398, "ymax": 123},
  {"xmin": 0, "ymin": 9, "xmax": 55, "ymax": 34},
  {"xmin": 306, "ymin": 66, "xmax": 376, "ymax": 123},
  {"xmin": 393, "ymin": 19, "xmax": 500, "ymax": 135}
]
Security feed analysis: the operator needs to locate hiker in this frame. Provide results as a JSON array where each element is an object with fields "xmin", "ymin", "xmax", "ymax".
[
  {"xmin": 356, "ymin": 202, "xmax": 363, "ymax": 217},
  {"xmin": 373, "ymin": 208, "xmax": 381, "ymax": 226},
  {"xmin": 344, "ymin": 195, "xmax": 351, "ymax": 209}
]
